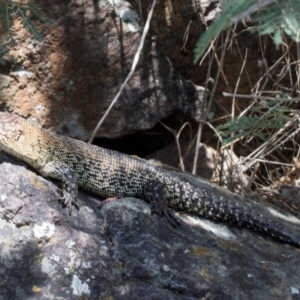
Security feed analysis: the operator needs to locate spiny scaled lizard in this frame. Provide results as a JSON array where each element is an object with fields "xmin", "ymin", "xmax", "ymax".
[{"xmin": 0, "ymin": 112, "xmax": 299, "ymax": 247}]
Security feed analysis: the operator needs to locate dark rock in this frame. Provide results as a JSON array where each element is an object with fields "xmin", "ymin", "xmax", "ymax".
[{"xmin": 1, "ymin": 0, "xmax": 209, "ymax": 140}]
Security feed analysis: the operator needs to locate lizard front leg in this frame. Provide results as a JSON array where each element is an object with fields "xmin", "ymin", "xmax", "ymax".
[{"xmin": 39, "ymin": 161, "xmax": 78, "ymax": 213}]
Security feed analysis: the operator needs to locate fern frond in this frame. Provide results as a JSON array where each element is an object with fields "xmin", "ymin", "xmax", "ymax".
[
  {"xmin": 0, "ymin": 43, "xmax": 8, "ymax": 65},
  {"xmin": 18, "ymin": 5, "xmax": 43, "ymax": 40},
  {"xmin": 0, "ymin": 1, "xmax": 53, "ymax": 64},
  {"xmin": 0, "ymin": 2, "xmax": 15, "ymax": 43},
  {"xmin": 250, "ymin": 1, "xmax": 300, "ymax": 44},
  {"xmin": 194, "ymin": 0, "xmax": 300, "ymax": 62},
  {"xmin": 27, "ymin": 1, "xmax": 54, "ymax": 26},
  {"xmin": 217, "ymin": 99, "xmax": 293, "ymax": 146},
  {"xmin": 193, "ymin": 0, "xmax": 254, "ymax": 63}
]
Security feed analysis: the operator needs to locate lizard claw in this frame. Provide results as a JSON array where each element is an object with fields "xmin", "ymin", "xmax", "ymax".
[
  {"xmin": 58, "ymin": 190, "xmax": 79, "ymax": 214},
  {"xmin": 162, "ymin": 208, "xmax": 181, "ymax": 228},
  {"xmin": 145, "ymin": 181, "xmax": 181, "ymax": 228},
  {"xmin": 151, "ymin": 203, "xmax": 181, "ymax": 228},
  {"xmin": 41, "ymin": 161, "xmax": 79, "ymax": 214}
]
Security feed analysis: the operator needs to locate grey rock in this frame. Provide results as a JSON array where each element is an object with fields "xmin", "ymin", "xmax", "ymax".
[{"xmin": 0, "ymin": 153, "xmax": 300, "ymax": 300}]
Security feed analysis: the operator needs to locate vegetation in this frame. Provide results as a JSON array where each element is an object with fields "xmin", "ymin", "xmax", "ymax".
[
  {"xmin": 194, "ymin": 0, "xmax": 300, "ymax": 63},
  {"xmin": 216, "ymin": 99, "xmax": 293, "ymax": 146},
  {"xmin": 0, "ymin": 0, "xmax": 53, "ymax": 64},
  {"xmin": 188, "ymin": 0, "xmax": 300, "ymax": 195}
]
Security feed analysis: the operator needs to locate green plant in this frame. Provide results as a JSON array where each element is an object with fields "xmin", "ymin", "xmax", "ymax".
[
  {"xmin": 250, "ymin": 1, "xmax": 300, "ymax": 45},
  {"xmin": 216, "ymin": 99, "xmax": 293, "ymax": 146},
  {"xmin": 194, "ymin": 0, "xmax": 300, "ymax": 63},
  {"xmin": 0, "ymin": 0, "xmax": 53, "ymax": 64}
]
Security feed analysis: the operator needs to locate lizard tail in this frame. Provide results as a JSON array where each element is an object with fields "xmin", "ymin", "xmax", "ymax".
[{"xmin": 162, "ymin": 175, "xmax": 300, "ymax": 247}]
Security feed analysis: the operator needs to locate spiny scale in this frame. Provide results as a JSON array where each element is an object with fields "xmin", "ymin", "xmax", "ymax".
[{"xmin": 0, "ymin": 112, "xmax": 299, "ymax": 247}]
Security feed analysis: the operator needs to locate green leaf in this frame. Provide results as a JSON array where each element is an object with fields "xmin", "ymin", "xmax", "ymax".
[
  {"xmin": 194, "ymin": 0, "xmax": 255, "ymax": 63},
  {"xmin": 216, "ymin": 99, "xmax": 293, "ymax": 146},
  {"xmin": 194, "ymin": 0, "xmax": 300, "ymax": 63},
  {"xmin": 18, "ymin": 6, "xmax": 43, "ymax": 41},
  {"xmin": 273, "ymin": 28, "xmax": 282, "ymax": 45},
  {"xmin": 0, "ymin": 1, "xmax": 53, "ymax": 64},
  {"xmin": 27, "ymin": 1, "xmax": 54, "ymax": 26},
  {"xmin": 0, "ymin": 2, "xmax": 14, "ymax": 39}
]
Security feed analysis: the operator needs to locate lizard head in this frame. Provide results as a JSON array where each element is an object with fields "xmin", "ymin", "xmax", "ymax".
[
  {"xmin": 0, "ymin": 112, "xmax": 22, "ymax": 142},
  {"xmin": 0, "ymin": 112, "xmax": 45, "ymax": 167},
  {"xmin": 0, "ymin": 112, "xmax": 53, "ymax": 170}
]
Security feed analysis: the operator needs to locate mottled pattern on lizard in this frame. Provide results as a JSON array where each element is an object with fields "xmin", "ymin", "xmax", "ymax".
[{"xmin": 0, "ymin": 112, "xmax": 299, "ymax": 247}]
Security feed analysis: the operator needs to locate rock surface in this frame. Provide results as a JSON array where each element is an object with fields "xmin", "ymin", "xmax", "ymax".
[{"xmin": 0, "ymin": 152, "xmax": 300, "ymax": 300}]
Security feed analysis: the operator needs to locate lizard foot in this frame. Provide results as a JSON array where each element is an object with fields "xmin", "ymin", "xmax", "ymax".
[
  {"xmin": 58, "ymin": 189, "xmax": 79, "ymax": 214},
  {"xmin": 145, "ymin": 181, "xmax": 181, "ymax": 228},
  {"xmin": 151, "ymin": 203, "xmax": 180, "ymax": 228}
]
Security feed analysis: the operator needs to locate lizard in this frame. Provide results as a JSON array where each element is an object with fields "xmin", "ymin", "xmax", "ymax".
[{"xmin": 0, "ymin": 112, "xmax": 299, "ymax": 247}]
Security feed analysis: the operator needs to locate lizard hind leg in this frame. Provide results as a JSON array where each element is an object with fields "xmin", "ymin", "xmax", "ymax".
[{"xmin": 144, "ymin": 181, "xmax": 180, "ymax": 228}]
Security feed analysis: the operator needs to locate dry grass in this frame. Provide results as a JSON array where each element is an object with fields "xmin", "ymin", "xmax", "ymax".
[{"xmin": 193, "ymin": 24, "xmax": 300, "ymax": 197}]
